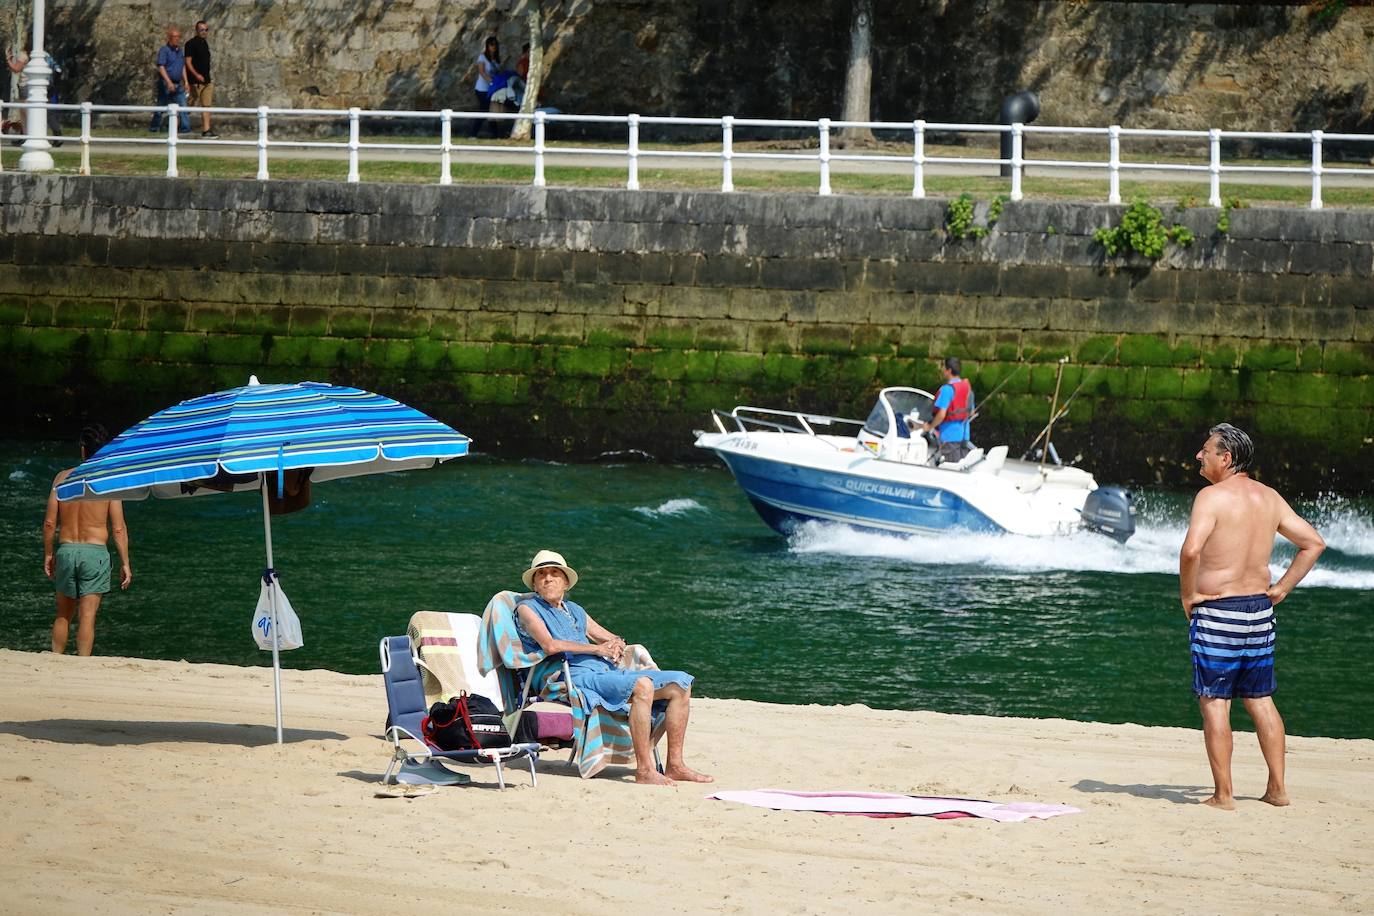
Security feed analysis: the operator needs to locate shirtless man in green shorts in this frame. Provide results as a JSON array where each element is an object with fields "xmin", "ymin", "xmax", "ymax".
[{"xmin": 42, "ymin": 425, "xmax": 132, "ymax": 655}]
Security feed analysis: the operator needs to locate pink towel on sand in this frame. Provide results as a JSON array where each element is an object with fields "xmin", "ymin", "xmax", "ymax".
[{"xmin": 709, "ymin": 789, "xmax": 1080, "ymax": 822}]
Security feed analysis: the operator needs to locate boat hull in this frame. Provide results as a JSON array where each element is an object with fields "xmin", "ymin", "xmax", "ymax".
[{"xmin": 713, "ymin": 446, "xmax": 1004, "ymax": 537}]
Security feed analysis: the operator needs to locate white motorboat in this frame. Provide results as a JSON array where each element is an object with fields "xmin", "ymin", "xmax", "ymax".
[{"xmin": 693, "ymin": 386, "xmax": 1136, "ymax": 542}]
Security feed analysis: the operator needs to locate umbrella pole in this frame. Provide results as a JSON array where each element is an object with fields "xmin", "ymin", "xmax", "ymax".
[{"xmin": 260, "ymin": 478, "xmax": 284, "ymax": 745}]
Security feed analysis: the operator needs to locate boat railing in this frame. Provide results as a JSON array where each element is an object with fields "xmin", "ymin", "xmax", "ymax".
[{"xmin": 712, "ymin": 407, "xmax": 866, "ymax": 438}]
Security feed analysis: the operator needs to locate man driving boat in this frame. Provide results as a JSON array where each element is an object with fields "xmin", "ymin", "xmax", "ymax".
[{"xmin": 921, "ymin": 357, "xmax": 975, "ymax": 462}]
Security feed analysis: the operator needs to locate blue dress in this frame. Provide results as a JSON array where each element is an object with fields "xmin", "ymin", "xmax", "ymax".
[{"xmin": 514, "ymin": 594, "xmax": 693, "ymax": 713}]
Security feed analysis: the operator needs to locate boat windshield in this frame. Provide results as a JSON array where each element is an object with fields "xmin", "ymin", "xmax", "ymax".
[{"xmin": 862, "ymin": 389, "xmax": 935, "ymax": 437}]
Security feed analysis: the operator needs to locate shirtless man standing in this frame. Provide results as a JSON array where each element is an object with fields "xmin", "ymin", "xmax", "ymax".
[
  {"xmin": 42, "ymin": 425, "xmax": 132, "ymax": 656},
  {"xmin": 1179, "ymin": 423, "xmax": 1324, "ymax": 810}
]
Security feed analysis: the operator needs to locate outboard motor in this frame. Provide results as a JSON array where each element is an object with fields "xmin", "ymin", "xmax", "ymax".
[{"xmin": 1081, "ymin": 486, "xmax": 1136, "ymax": 543}]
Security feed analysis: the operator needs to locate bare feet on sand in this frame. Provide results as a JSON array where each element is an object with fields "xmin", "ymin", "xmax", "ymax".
[
  {"xmin": 635, "ymin": 769, "xmax": 677, "ymax": 787},
  {"xmin": 665, "ymin": 765, "xmax": 714, "ymax": 784},
  {"xmin": 1202, "ymin": 795, "xmax": 1236, "ymax": 811},
  {"xmin": 1260, "ymin": 790, "xmax": 1290, "ymax": 807}
]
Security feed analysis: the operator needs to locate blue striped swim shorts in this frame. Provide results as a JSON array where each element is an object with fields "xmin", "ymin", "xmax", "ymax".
[{"xmin": 1190, "ymin": 594, "xmax": 1276, "ymax": 699}]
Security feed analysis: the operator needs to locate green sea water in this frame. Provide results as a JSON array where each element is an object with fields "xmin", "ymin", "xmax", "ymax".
[{"xmin": 3, "ymin": 441, "xmax": 1371, "ymax": 738}]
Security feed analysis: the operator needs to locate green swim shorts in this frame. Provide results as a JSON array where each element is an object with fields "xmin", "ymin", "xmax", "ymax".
[{"xmin": 54, "ymin": 543, "xmax": 111, "ymax": 598}]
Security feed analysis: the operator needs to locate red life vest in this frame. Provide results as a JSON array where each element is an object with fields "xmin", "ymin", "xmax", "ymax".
[{"xmin": 944, "ymin": 378, "xmax": 972, "ymax": 421}]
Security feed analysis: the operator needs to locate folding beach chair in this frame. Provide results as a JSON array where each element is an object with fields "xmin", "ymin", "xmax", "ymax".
[
  {"xmin": 379, "ymin": 635, "xmax": 540, "ymax": 789},
  {"xmin": 477, "ymin": 591, "xmax": 666, "ymax": 779}
]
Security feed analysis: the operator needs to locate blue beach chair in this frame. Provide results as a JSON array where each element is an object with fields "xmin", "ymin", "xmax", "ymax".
[{"xmin": 379, "ymin": 635, "xmax": 540, "ymax": 789}]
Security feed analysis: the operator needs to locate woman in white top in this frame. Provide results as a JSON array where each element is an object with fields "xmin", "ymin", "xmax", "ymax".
[{"xmin": 470, "ymin": 36, "xmax": 499, "ymax": 138}]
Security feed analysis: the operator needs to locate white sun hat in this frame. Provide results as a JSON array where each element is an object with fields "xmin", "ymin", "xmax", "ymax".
[{"xmin": 521, "ymin": 549, "xmax": 579, "ymax": 590}]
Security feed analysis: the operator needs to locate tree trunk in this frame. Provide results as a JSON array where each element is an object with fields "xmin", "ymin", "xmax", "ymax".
[
  {"xmin": 837, "ymin": 0, "xmax": 875, "ymax": 149},
  {"xmin": 7, "ymin": 1, "xmax": 32, "ymax": 107},
  {"xmin": 509, "ymin": 3, "xmax": 544, "ymax": 142}
]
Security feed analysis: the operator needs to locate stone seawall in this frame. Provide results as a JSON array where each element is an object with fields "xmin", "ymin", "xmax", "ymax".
[{"xmin": 1, "ymin": 173, "xmax": 1371, "ymax": 490}]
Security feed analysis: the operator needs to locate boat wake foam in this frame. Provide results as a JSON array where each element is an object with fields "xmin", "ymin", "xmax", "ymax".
[
  {"xmin": 787, "ymin": 518, "xmax": 1374, "ymax": 591},
  {"xmin": 634, "ymin": 498, "xmax": 707, "ymax": 518}
]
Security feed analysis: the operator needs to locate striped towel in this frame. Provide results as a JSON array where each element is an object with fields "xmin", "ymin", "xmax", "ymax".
[
  {"xmin": 477, "ymin": 590, "xmax": 666, "ymax": 779},
  {"xmin": 407, "ymin": 611, "xmax": 477, "ymax": 707}
]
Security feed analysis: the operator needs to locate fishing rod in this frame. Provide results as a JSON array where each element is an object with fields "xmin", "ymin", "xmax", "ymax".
[
  {"xmin": 967, "ymin": 347, "xmax": 1041, "ymax": 423},
  {"xmin": 1022, "ymin": 365, "xmax": 1104, "ymax": 460}
]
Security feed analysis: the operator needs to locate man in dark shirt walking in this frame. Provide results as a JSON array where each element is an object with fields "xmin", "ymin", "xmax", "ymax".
[{"xmin": 184, "ymin": 20, "xmax": 218, "ymax": 139}]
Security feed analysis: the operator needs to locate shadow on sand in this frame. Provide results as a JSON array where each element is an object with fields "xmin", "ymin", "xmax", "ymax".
[
  {"xmin": 1072, "ymin": 778, "xmax": 1212, "ymax": 806},
  {"xmin": 0, "ymin": 718, "xmax": 346, "ymax": 746}
]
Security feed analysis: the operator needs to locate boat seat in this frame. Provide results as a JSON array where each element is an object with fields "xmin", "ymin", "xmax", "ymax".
[
  {"xmin": 973, "ymin": 445, "xmax": 1008, "ymax": 474},
  {"xmin": 937, "ymin": 446, "xmax": 985, "ymax": 472}
]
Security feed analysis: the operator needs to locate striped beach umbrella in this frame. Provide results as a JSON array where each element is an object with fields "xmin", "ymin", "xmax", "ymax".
[{"xmin": 57, "ymin": 377, "xmax": 471, "ymax": 743}]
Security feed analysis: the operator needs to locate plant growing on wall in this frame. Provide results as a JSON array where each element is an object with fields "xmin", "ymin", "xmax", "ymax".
[
  {"xmin": 1216, "ymin": 197, "xmax": 1246, "ymax": 234},
  {"xmin": 946, "ymin": 193, "xmax": 987, "ymax": 240},
  {"xmin": 1093, "ymin": 200, "xmax": 1194, "ymax": 259}
]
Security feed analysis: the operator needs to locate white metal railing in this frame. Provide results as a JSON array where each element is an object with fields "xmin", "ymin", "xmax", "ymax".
[{"xmin": 2, "ymin": 100, "xmax": 1372, "ymax": 209}]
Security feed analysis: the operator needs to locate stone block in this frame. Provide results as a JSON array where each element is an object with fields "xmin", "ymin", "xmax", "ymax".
[
  {"xmin": 852, "ymin": 325, "xmax": 901, "ymax": 357},
  {"xmin": 1119, "ymin": 334, "xmax": 1175, "ymax": 367},
  {"xmin": 521, "ymin": 313, "xmax": 583, "ymax": 345},
  {"xmin": 145, "ymin": 302, "xmax": 190, "ymax": 332},
  {"xmin": 647, "ymin": 350, "xmax": 688, "ymax": 380},
  {"xmin": 758, "ymin": 257, "xmax": 845, "ymax": 291},
  {"xmin": 726, "ymin": 288, "xmax": 788, "ymax": 322},
  {"xmin": 714, "ymin": 352, "xmax": 765, "ymax": 383},
  {"xmin": 680, "ymin": 350, "xmax": 715, "ymax": 382},
  {"xmin": 973, "ymin": 298, "xmax": 1049, "ymax": 331},
  {"xmin": 446, "ymin": 343, "xmax": 488, "ymax": 372},
  {"xmin": 749, "ymin": 322, "xmax": 796, "ymax": 354},
  {"xmin": 371, "ymin": 311, "xmax": 431, "ymax": 339},
  {"xmin": 1321, "ymin": 342, "xmax": 1374, "ymax": 375},
  {"xmin": 189, "ymin": 305, "xmax": 236, "ymax": 334},
  {"xmin": 694, "ymin": 320, "xmax": 749, "ymax": 351},
  {"xmin": 585, "ymin": 316, "xmax": 643, "ymax": 349},
  {"xmin": 429, "ymin": 314, "xmax": 466, "ymax": 341},
  {"xmin": 1288, "ymin": 241, "xmax": 1359, "ymax": 276},
  {"xmin": 645, "ymin": 320, "xmax": 696, "ymax": 351},
  {"xmin": 562, "ymin": 283, "xmax": 625, "ymax": 316},
  {"xmin": 54, "ymin": 299, "xmax": 117, "ymax": 330},
  {"xmin": 484, "ymin": 280, "xmax": 559, "ymax": 313},
  {"xmin": 1241, "ymin": 344, "xmax": 1298, "ymax": 372},
  {"xmin": 205, "ymin": 333, "xmax": 267, "ymax": 366},
  {"xmin": 1201, "ymin": 342, "xmax": 1240, "ymax": 370},
  {"xmin": 659, "ymin": 287, "xmax": 731, "ymax": 320},
  {"xmin": 387, "ymin": 246, "xmax": 444, "ymax": 278},
  {"xmin": 798, "ymin": 324, "xmax": 852, "ymax": 355},
  {"xmin": 486, "ymin": 343, "xmax": 535, "ymax": 373}
]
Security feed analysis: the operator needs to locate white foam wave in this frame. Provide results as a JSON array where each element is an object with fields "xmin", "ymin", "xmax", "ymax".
[
  {"xmin": 788, "ymin": 520, "xmax": 1374, "ymax": 591},
  {"xmin": 634, "ymin": 498, "xmax": 706, "ymax": 519},
  {"xmin": 7, "ymin": 470, "xmax": 31, "ymax": 482},
  {"xmin": 1301, "ymin": 497, "xmax": 1374, "ymax": 558}
]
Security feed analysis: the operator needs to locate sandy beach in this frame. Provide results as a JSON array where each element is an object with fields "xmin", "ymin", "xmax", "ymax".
[{"xmin": 0, "ymin": 648, "xmax": 1370, "ymax": 915}]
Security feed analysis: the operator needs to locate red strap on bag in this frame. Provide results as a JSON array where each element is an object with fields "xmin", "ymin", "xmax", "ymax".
[{"xmin": 421, "ymin": 692, "xmax": 483, "ymax": 753}]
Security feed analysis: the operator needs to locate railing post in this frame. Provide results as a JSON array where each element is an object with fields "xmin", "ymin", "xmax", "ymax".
[
  {"xmin": 721, "ymin": 115, "xmax": 734, "ymax": 193},
  {"xmin": 79, "ymin": 101, "xmax": 92, "ymax": 176},
  {"xmin": 1310, "ymin": 129, "xmax": 1324, "ymax": 211},
  {"xmin": 912, "ymin": 119, "xmax": 925, "ymax": 199},
  {"xmin": 1107, "ymin": 124, "xmax": 1121, "ymax": 205},
  {"xmin": 627, "ymin": 112, "xmax": 640, "ymax": 190},
  {"xmin": 1010, "ymin": 122, "xmax": 1024, "ymax": 201},
  {"xmin": 347, "ymin": 107, "xmax": 360, "ymax": 183},
  {"xmin": 818, "ymin": 117, "xmax": 832, "ymax": 196},
  {"xmin": 1207, "ymin": 127, "xmax": 1221, "ymax": 208},
  {"xmin": 533, "ymin": 110, "xmax": 546, "ymax": 188},
  {"xmin": 439, "ymin": 108, "xmax": 452, "ymax": 186},
  {"xmin": 166, "ymin": 103, "xmax": 179, "ymax": 178},
  {"xmin": 256, "ymin": 105, "xmax": 270, "ymax": 181}
]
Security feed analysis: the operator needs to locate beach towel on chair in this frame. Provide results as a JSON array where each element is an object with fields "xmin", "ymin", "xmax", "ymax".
[
  {"xmin": 407, "ymin": 611, "xmax": 498, "ymax": 707},
  {"xmin": 478, "ymin": 590, "xmax": 666, "ymax": 778}
]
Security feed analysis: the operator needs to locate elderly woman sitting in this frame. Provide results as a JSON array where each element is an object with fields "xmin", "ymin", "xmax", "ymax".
[{"xmin": 514, "ymin": 549, "xmax": 712, "ymax": 787}]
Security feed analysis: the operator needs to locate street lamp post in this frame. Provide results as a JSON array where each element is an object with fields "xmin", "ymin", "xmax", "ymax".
[{"xmin": 19, "ymin": 0, "xmax": 54, "ymax": 172}]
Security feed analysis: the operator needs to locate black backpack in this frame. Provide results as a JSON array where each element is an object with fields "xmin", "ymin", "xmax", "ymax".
[{"xmin": 422, "ymin": 693, "xmax": 536, "ymax": 751}]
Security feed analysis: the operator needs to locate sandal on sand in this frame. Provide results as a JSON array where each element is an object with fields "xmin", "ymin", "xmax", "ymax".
[{"xmin": 374, "ymin": 783, "xmax": 439, "ymax": 799}]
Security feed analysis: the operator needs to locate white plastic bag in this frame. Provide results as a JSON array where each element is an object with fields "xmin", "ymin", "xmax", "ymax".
[{"xmin": 252, "ymin": 573, "xmax": 304, "ymax": 651}]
